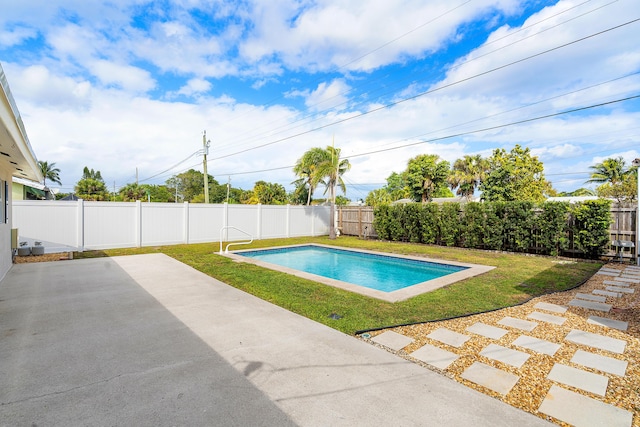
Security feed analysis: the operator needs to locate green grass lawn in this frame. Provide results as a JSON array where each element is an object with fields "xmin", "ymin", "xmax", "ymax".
[{"xmin": 76, "ymin": 236, "xmax": 602, "ymax": 334}]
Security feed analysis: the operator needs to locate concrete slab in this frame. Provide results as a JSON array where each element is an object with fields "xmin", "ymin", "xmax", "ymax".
[
  {"xmin": 539, "ymin": 385, "xmax": 633, "ymax": 427},
  {"xmin": 427, "ymin": 327, "xmax": 471, "ymax": 348},
  {"xmin": 604, "ymin": 280, "xmax": 630, "ymax": 287},
  {"xmin": 565, "ymin": 329, "xmax": 626, "ymax": 354},
  {"xmin": 512, "ymin": 335, "xmax": 561, "ymax": 356},
  {"xmin": 606, "ymin": 285, "xmax": 635, "ymax": 294},
  {"xmin": 498, "ymin": 317, "xmax": 538, "ymax": 332},
  {"xmin": 527, "ymin": 311, "xmax": 566, "ymax": 326},
  {"xmin": 592, "ymin": 289, "xmax": 621, "ymax": 298},
  {"xmin": 410, "ymin": 343, "xmax": 459, "ymax": 370},
  {"xmin": 533, "ymin": 302, "xmax": 567, "ymax": 314},
  {"xmin": 466, "ymin": 322, "xmax": 509, "ymax": 340},
  {"xmin": 568, "ymin": 299, "xmax": 612, "ymax": 312},
  {"xmin": 613, "ymin": 277, "xmax": 640, "ymax": 283},
  {"xmin": 571, "ymin": 350, "xmax": 628, "ymax": 376},
  {"xmin": 547, "ymin": 364, "xmax": 608, "ymax": 396},
  {"xmin": 575, "ymin": 293, "xmax": 607, "ymax": 302},
  {"xmin": 621, "ymin": 270, "xmax": 640, "ymax": 276},
  {"xmin": 460, "ymin": 362, "xmax": 519, "ymax": 395},
  {"xmin": 371, "ymin": 331, "xmax": 414, "ymax": 351},
  {"xmin": 479, "ymin": 344, "xmax": 530, "ymax": 368},
  {"xmin": 587, "ymin": 315, "xmax": 629, "ymax": 331},
  {"xmin": 595, "ymin": 270, "xmax": 621, "ymax": 277},
  {"xmin": 598, "ymin": 267, "xmax": 621, "ymax": 272},
  {"xmin": 0, "ymin": 255, "xmax": 554, "ymax": 427}
]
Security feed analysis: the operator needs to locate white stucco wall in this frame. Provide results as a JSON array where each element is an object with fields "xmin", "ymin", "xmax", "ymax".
[{"xmin": 0, "ymin": 168, "xmax": 13, "ymax": 280}]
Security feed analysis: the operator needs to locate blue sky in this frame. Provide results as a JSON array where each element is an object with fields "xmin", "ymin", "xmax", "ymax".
[{"xmin": 0, "ymin": 0, "xmax": 638, "ymax": 200}]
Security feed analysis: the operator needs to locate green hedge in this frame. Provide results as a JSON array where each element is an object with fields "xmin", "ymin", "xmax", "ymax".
[{"xmin": 373, "ymin": 199, "xmax": 612, "ymax": 259}]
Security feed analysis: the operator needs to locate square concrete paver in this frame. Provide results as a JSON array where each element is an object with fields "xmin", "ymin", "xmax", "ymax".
[
  {"xmin": 512, "ymin": 335, "xmax": 561, "ymax": 356},
  {"xmin": 460, "ymin": 362, "xmax": 519, "ymax": 396},
  {"xmin": 427, "ymin": 328, "xmax": 471, "ymax": 348},
  {"xmin": 527, "ymin": 311, "xmax": 566, "ymax": 326},
  {"xmin": 539, "ymin": 385, "xmax": 633, "ymax": 427},
  {"xmin": 587, "ymin": 315, "xmax": 628, "ymax": 331},
  {"xmin": 479, "ymin": 344, "xmax": 530, "ymax": 368},
  {"xmin": 533, "ymin": 302, "xmax": 567, "ymax": 314},
  {"xmin": 547, "ymin": 363, "xmax": 608, "ymax": 396},
  {"xmin": 592, "ymin": 289, "xmax": 621, "ymax": 298},
  {"xmin": 571, "ymin": 350, "xmax": 628, "ymax": 376},
  {"xmin": 497, "ymin": 317, "xmax": 538, "ymax": 332},
  {"xmin": 410, "ymin": 343, "xmax": 459, "ymax": 370},
  {"xmin": 371, "ymin": 331, "xmax": 414, "ymax": 351},
  {"xmin": 606, "ymin": 286, "xmax": 635, "ymax": 294},
  {"xmin": 565, "ymin": 329, "xmax": 626, "ymax": 354},
  {"xmin": 466, "ymin": 322, "xmax": 509, "ymax": 340},
  {"xmin": 568, "ymin": 299, "xmax": 612, "ymax": 312},
  {"xmin": 575, "ymin": 293, "xmax": 607, "ymax": 303}
]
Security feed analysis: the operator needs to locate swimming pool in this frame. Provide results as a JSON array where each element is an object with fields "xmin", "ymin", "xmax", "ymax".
[{"xmin": 227, "ymin": 244, "xmax": 494, "ymax": 302}]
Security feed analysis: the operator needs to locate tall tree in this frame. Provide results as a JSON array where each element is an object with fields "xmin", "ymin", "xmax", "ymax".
[
  {"xmin": 38, "ymin": 160, "xmax": 62, "ymax": 187},
  {"xmin": 309, "ymin": 144, "xmax": 351, "ymax": 239},
  {"xmin": 448, "ymin": 154, "xmax": 488, "ymax": 200},
  {"xmin": 587, "ymin": 157, "xmax": 630, "ymax": 186},
  {"xmin": 75, "ymin": 166, "xmax": 108, "ymax": 201},
  {"xmin": 293, "ymin": 147, "xmax": 329, "ymax": 205},
  {"xmin": 166, "ymin": 169, "xmax": 217, "ymax": 202},
  {"xmin": 479, "ymin": 145, "xmax": 554, "ymax": 203},
  {"xmin": 245, "ymin": 180, "xmax": 288, "ymax": 205},
  {"xmin": 403, "ymin": 154, "xmax": 450, "ymax": 203}
]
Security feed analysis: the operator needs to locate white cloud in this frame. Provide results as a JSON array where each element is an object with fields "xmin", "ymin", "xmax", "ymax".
[
  {"xmin": 0, "ymin": 25, "xmax": 37, "ymax": 47},
  {"xmin": 89, "ymin": 60, "xmax": 156, "ymax": 92},
  {"xmin": 176, "ymin": 78, "xmax": 213, "ymax": 97},
  {"xmin": 3, "ymin": 64, "xmax": 92, "ymax": 110}
]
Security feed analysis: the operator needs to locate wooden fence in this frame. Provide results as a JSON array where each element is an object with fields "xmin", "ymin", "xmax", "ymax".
[{"xmin": 338, "ymin": 205, "xmax": 638, "ymax": 261}]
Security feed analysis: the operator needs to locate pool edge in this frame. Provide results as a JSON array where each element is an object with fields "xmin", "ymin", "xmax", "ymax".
[{"xmin": 221, "ymin": 243, "xmax": 495, "ymax": 303}]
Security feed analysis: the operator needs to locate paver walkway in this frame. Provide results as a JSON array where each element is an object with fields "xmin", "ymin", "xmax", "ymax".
[{"xmin": 364, "ymin": 264, "xmax": 639, "ymax": 426}]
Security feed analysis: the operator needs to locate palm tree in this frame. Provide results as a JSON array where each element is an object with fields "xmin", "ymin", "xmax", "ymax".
[
  {"xmin": 587, "ymin": 157, "xmax": 630, "ymax": 186},
  {"xmin": 38, "ymin": 161, "xmax": 62, "ymax": 187},
  {"xmin": 448, "ymin": 154, "xmax": 488, "ymax": 201},
  {"xmin": 315, "ymin": 144, "xmax": 351, "ymax": 239},
  {"xmin": 293, "ymin": 147, "xmax": 327, "ymax": 205}
]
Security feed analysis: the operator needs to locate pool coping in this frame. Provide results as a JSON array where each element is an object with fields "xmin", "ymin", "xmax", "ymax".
[{"xmin": 222, "ymin": 244, "xmax": 495, "ymax": 303}]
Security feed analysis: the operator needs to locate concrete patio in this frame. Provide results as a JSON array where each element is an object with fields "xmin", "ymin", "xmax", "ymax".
[{"xmin": 0, "ymin": 254, "xmax": 552, "ymax": 426}]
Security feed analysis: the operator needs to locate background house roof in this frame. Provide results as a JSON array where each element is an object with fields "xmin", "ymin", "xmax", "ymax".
[{"xmin": 0, "ymin": 62, "xmax": 42, "ymax": 182}]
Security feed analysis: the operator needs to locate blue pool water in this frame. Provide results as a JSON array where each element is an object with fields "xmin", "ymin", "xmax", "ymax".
[{"xmin": 238, "ymin": 245, "xmax": 467, "ymax": 293}]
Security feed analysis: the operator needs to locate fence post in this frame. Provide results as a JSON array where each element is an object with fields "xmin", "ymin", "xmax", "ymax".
[
  {"xmin": 76, "ymin": 199, "xmax": 84, "ymax": 252},
  {"xmin": 135, "ymin": 200, "xmax": 142, "ymax": 247},
  {"xmin": 183, "ymin": 201, "xmax": 189, "ymax": 244},
  {"xmin": 286, "ymin": 204, "xmax": 290, "ymax": 238},
  {"xmin": 311, "ymin": 206, "xmax": 315, "ymax": 236},
  {"xmin": 256, "ymin": 204, "xmax": 262, "ymax": 240}
]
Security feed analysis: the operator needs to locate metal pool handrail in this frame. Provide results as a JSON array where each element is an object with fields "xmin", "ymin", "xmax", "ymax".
[{"xmin": 219, "ymin": 226, "xmax": 253, "ymax": 253}]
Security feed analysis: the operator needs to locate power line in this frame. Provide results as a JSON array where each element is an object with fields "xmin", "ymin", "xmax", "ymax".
[
  {"xmin": 210, "ymin": 18, "xmax": 640, "ymax": 162},
  {"xmin": 212, "ymin": 0, "xmax": 620, "ymax": 155},
  {"xmin": 212, "ymin": 94, "xmax": 639, "ymax": 177}
]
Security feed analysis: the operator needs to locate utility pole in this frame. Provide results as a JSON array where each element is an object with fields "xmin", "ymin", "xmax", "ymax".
[
  {"xmin": 202, "ymin": 131, "xmax": 211, "ymax": 204},
  {"xmin": 226, "ymin": 176, "xmax": 230, "ymax": 204}
]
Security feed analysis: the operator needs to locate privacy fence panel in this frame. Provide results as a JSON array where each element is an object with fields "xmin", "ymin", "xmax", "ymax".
[
  {"xmin": 12, "ymin": 200, "xmax": 79, "ymax": 248},
  {"xmin": 188, "ymin": 204, "xmax": 225, "ymax": 243},
  {"xmin": 141, "ymin": 203, "xmax": 186, "ymax": 247},
  {"xmin": 13, "ymin": 201, "xmax": 330, "ymax": 251},
  {"xmin": 84, "ymin": 202, "xmax": 138, "ymax": 249}
]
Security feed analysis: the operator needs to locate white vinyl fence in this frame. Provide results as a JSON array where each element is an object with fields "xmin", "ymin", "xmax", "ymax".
[{"xmin": 13, "ymin": 200, "xmax": 331, "ymax": 251}]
